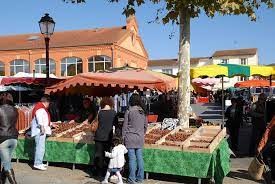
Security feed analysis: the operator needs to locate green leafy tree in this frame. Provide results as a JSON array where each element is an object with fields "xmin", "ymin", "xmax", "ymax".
[{"xmin": 65, "ymin": 0, "xmax": 274, "ymax": 127}]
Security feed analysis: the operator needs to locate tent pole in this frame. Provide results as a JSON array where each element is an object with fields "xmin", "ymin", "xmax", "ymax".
[
  {"xmin": 221, "ymin": 77, "xmax": 225, "ymax": 129},
  {"xmin": 269, "ymin": 75, "xmax": 272, "ymax": 96},
  {"xmin": 19, "ymin": 84, "xmax": 21, "ymax": 105}
]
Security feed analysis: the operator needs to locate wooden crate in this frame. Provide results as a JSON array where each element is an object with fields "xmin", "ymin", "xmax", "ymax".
[
  {"xmin": 144, "ymin": 124, "xmax": 171, "ymax": 148},
  {"xmin": 74, "ymin": 132, "xmax": 94, "ymax": 144},
  {"xmin": 146, "ymin": 123, "xmax": 160, "ymax": 134},
  {"xmin": 54, "ymin": 123, "xmax": 88, "ymax": 138},
  {"xmin": 155, "ymin": 127, "xmax": 196, "ymax": 151},
  {"xmin": 182, "ymin": 126, "xmax": 226, "ymax": 153}
]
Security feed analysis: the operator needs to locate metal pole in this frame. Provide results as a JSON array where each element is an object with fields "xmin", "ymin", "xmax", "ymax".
[
  {"xmin": 45, "ymin": 37, "xmax": 50, "ymax": 84},
  {"xmin": 221, "ymin": 77, "xmax": 225, "ymax": 129},
  {"xmin": 269, "ymin": 75, "xmax": 272, "ymax": 96},
  {"xmin": 19, "ymin": 84, "xmax": 21, "ymax": 105}
]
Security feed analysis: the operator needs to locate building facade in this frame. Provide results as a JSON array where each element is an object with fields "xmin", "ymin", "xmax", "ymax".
[
  {"xmin": 148, "ymin": 57, "xmax": 211, "ymax": 76},
  {"xmin": 0, "ymin": 16, "xmax": 148, "ymax": 77},
  {"xmin": 211, "ymin": 48, "xmax": 258, "ymax": 88},
  {"xmin": 148, "ymin": 48, "xmax": 259, "ymax": 88}
]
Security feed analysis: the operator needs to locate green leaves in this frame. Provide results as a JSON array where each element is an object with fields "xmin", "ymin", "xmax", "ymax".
[{"xmin": 63, "ymin": 0, "xmax": 274, "ymax": 23}]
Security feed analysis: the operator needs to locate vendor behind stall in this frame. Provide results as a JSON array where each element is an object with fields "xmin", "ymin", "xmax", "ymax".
[{"xmin": 74, "ymin": 98, "xmax": 97, "ymax": 124}]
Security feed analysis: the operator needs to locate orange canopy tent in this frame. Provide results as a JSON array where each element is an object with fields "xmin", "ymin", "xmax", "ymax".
[
  {"xmin": 45, "ymin": 67, "xmax": 177, "ymax": 95},
  {"xmin": 234, "ymin": 79, "xmax": 275, "ymax": 88}
]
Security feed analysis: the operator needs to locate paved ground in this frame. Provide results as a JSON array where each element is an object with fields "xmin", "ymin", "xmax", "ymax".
[{"xmin": 11, "ymin": 103, "xmax": 266, "ymax": 184}]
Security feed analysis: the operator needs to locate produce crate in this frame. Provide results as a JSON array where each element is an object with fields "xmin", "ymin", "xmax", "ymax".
[
  {"xmin": 146, "ymin": 123, "xmax": 160, "ymax": 134},
  {"xmin": 144, "ymin": 125, "xmax": 171, "ymax": 149},
  {"xmin": 156, "ymin": 127, "xmax": 196, "ymax": 151},
  {"xmin": 74, "ymin": 132, "xmax": 94, "ymax": 144},
  {"xmin": 182, "ymin": 126, "xmax": 226, "ymax": 153},
  {"xmin": 52, "ymin": 122, "xmax": 80, "ymax": 137}
]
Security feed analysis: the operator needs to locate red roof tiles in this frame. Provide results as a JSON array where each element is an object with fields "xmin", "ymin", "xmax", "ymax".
[{"xmin": 0, "ymin": 26, "xmax": 130, "ymax": 51}]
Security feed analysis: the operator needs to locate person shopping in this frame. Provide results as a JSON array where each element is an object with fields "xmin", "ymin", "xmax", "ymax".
[
  {"xmin": 101, "ymin": 136, "xmax": 128, "ymax": 184},
  {"xmin": 225, "ymin": 98, "xmax": 243, "ymax": 151},
  {"xmin": 94, "ymin": 97, "xmax": 117, "ymax": 177},
  {"xmin": 0, "ymin": 93, "xmax": 18, "ymax": 184},
  {"xmin": 31, "ymin": 95, "xmax": 58, "ymax": 171},
  {"xmin": 249, "ymin": 93, "xmax": 267, "ymax": 155},
  {"xmin": 123, "ymin": 94, "xmax": 148, "ymax": 184}
]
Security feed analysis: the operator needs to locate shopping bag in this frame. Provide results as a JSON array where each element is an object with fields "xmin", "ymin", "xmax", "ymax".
[{"xmin": 248, "ymin": 156, "xmax": 265, "ymax": 180}]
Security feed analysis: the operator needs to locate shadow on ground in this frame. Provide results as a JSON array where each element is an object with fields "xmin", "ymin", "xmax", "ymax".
[
  {"xmin": 208, "ymin": 107, "xmax": 222, "ymax": 110},
  {"xmin": 201, "ymin": 111, "xmax": 222, "ymax": 115},
  {"xmin": 202, "ymin": 103, "xmax": 221, "ymax": 107},
  {"xmin": 227, "ymin": 169, "xmax": 262, "ymax": 183},
  {"xmin": 198, "ymin": 115, "xmax": 223, "ymax": 120}
]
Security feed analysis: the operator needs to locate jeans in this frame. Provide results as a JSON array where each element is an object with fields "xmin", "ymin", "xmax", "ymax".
[
  {"xmin": 34, "ymin": 133, "xmax": 46, "ymax": 166},
  {"xmin": 128, "ymin": 148, "xmax": 144, "ymax": 183},
  {"xmin": 0, "ymin": 139, "xmax": 17, "ymax": 171}
]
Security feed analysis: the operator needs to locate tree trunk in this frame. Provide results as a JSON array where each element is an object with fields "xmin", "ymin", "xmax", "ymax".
[{"xmin": 178, "ymin": 9, "xmax": 191, "ymax": 127}]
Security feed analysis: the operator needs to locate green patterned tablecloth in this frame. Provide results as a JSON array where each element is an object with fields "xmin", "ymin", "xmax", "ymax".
[{"xmin": 13, "ymin": 138, "xmax": 230, "ymax": 184}]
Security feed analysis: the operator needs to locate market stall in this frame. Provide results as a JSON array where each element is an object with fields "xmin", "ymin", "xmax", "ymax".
[
  {"xmin": 45, "ymin": 67, "xmax": 177, "ymax": 95},
  {"xmin": 234, "ymin": 79, "xmax": 275, "ymax": 88},
  {"xmin": 11, "ymin": 67, "xmax": 231, "ymax": 183},
  {"xmin": 0, "ymin": 76, "xmax": 64, "ymax": 132},
  {"xmin": 190, "ymin": 64, "xmax": 275, "ymax": 126},
  {"xmin": 14, "ymin": 123, "xmax": 229, "ymax": 184}
]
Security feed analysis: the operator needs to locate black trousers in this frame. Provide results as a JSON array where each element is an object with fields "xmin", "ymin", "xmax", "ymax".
[
  {"xmin": 229, "ymin": 127, "xmax": 240, "ymax": 151},
  {"xmin": 94, "ymin": 141, "xmax": 111, "ymax": 177},
  {"xmin": 249, "ymin": 125, "xmax": 265, "ymax": 155}
]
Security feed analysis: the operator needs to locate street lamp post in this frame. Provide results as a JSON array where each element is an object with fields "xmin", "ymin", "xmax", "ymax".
[{"xmin": 39, "ymin": 13, "xmax": 55, "ymax": 83}]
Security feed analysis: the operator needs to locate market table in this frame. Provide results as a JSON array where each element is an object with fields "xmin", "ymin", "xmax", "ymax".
[{"xmin": 13, "ymin": 137, "xmax": 230, "ymax": 184}]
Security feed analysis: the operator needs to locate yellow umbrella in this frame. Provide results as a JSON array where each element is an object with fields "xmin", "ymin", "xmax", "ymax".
[
  {"xmin": 250, "ymin": 65, "xmax": 274, "ymax": 77},
  {"xmin": 190, "ymin": 65, "xmax": 228, "ymax": 79}
]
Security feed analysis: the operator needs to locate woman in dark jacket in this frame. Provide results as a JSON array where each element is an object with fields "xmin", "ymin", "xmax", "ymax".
[
  {"xmin": 0, "ymin": 93, "xmax": 18, "ymax": 184},
  {"xmin": 122, "ymin": 93, "xmax": 148, "ymax": 184},
  {"xmin": 94, "ymin": 97, "xmax": 117, "ymax": 178}
]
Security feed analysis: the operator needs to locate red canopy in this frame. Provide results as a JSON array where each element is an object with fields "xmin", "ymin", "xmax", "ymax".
[
  {"xmin": 0, "ymin": 77, "xmax": 63, "ymax": 86},
  {"xmin": 45, "ymin": 68, "xmax": 177, "ymax": 95},
  {"xmin": 234, "ymin": 80, "xmax": 275, "ymax": 88}
]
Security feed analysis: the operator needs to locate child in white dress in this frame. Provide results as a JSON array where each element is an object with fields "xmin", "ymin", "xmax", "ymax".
[{"xmin": 102, "ymin": 136, "xmax": 128, "ymax": 184}]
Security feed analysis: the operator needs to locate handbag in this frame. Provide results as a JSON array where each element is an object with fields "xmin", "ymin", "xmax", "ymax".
[
  {"xmin": 248, "ymin": 156, "xmax": 265, "ymax": 180},
  {"xmin": 91, "ymin": 113, "xmax": 99, "ymax": 133}
]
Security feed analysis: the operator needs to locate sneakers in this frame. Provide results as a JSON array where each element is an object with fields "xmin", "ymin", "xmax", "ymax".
[
  {"xmin": 33, "ymin": 164, "xmax": 47, "ymax": 171},
  {"xmin": 101, "ymin": 180, "xmax": 108, "ymax": 184}
]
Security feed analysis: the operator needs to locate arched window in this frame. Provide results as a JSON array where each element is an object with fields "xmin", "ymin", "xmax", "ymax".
[
  {"xmin": 88, "ymin": 55, "xmax": 112, "ymax": 72},
  {"xmin": 61, "ymin": 57, "xmax": 83, "ymax": 76},
  {"xmin": 0, "ymin": 61, "xmax": 4, "ymax": 76},
  {"xmin": 10, "ymin": 59, "xmax": 30, "ymax": 76},
  {"xmin": 35, "ymin": 58, "xmax": 56, "ymax": 75}
]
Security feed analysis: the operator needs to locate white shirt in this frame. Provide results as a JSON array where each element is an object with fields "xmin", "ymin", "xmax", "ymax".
[
  {"xmin": 105, "ymin": 144, "xmax": 128, "ymax": 169},
  {"xmin": 114, "ymin": 95, "xmax": 118, "ymax": 112},
  {"xmin": 35, "ymin": 109, "xmax": 52, "ymax": 135}
]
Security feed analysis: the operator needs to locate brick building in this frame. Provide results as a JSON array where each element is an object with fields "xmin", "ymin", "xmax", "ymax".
[{"xmin": 0, "ymin": 16, "xmax": 148, "ymax": 77}]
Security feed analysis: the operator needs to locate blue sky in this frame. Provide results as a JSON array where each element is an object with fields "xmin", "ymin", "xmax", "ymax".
[{"xmin": 0, "ymin": 0, "xmax": 274, "ymax": 64}]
